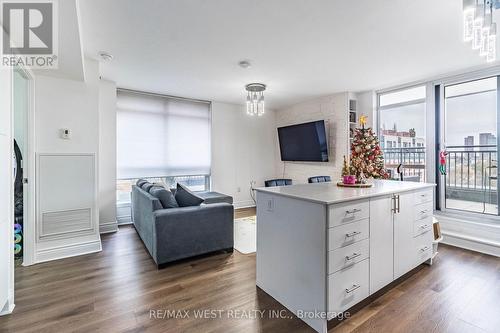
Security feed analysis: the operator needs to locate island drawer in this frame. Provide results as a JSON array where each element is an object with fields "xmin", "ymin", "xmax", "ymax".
[
  {"xmin": 413, "ymin": 217, "xmax": 433, "ymax": 237},
  {"xmin": 328, "ymin": 200, "xmax": 369, "ymax": 228},
  {"xmin": 414, "ymin": 201, "xmax": 433, "ymax": 221},
  {"xmin": 328, "ymin": 258, "xmax": 369, "ymax": 316},
  {"xmin": 415, "ymin": 189, "xmax": 433, "ymax": 205},
  {"xmin": 328, "ymin": 218, "xmax": 369, "ymax": 250},
  {"xmin": 328, "ymin": 238, "xmax": 369, "ymax": 274},
  {"xmin": 413, "ymin": 231, "xmax": 433, "ymax": 266}
]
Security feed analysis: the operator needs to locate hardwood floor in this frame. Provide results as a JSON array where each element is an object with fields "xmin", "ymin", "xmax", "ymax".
[
  {"xmin": 235, "ymin": 207, "xmax": 256, "ymax": 219},
  {"xmin": 1, "ymin": 209, "xmax": 499, "ymax": 333}
]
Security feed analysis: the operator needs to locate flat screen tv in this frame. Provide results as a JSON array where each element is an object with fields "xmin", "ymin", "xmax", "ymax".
[{"xmin": 278, "ymin": 120, "xmax": 329, "ymax": 162}]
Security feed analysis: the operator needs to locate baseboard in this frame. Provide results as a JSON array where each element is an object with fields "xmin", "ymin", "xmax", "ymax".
[
  {"xmin": 234, "ymin": 200, "xmax": 256, "ymax": 209},
  {"xmin": 117, "ymin": 214, "xmax": 132, "ymax": 224},
  {"xmin": 35, "ymin": 240, "xmax": 102, "ymax": 263},
  {"xmin": 442, "ymin": 232, "xmax": 500, "ymax": 257},
  {"xmin": 435, "ymin": 212, "xmax": 500, "ymax": 258},
  {"xmin": 99, "ymin": 220, "xmax": 118, "ymax": 234},
  {"xmin": 0, "ymin": 302, "xmax": 15, "ymax": 316}
]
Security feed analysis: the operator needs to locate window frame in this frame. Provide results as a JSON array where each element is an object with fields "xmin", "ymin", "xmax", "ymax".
[
  {"xmin": 376, "ymin": 84, "xmax": 428, "ymax": 182},
  {"xmin": 439, "ymin": 75, "xmax": 500, "ymax": 217},
  {"xmin": 115, "ymin": 89, "xmax": 212, "ymax": 224}
]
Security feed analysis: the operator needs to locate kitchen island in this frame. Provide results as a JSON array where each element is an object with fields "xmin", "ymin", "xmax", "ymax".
[{"xmin": 255, "ymin": 180, "xmax": 435, "ymax": 333}]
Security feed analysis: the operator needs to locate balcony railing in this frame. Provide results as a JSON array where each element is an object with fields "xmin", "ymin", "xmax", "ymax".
[
  {"xmin": 382, "ymin": 145, "xmax": 498, "ymax": 214},
  {"xmin": 445, "ymin": 145, "xmax": 497, "ymax": 211},
  {"xmin": 382, "ymin": 147, "xmax": 426, "ymax": 181}
]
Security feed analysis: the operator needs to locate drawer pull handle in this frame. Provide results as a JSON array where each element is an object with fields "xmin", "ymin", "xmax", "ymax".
[
  {"xmin": 345, "ymin": 284, "xmax": 361, "ymax": 294},
  {"xmin": 420, "ymin": 194, "xmax": 426, "ymax": 197},
  {"xmin": 345, "ymin": 253, "xmax": 361, "ymax": 261},
  {"xmin": 346, "ymin": 208, "xmax": 361, "ymax": 214},
  {"xmin": 419, "ymin": 224, "xmax": 429, "ymax": 229},
  {"xmin": 420, "ymin": 246, "xmax": 430, "ymax": 252},
  {"xmin": 345, "ymin": 231, "xmax": 361, "ymax": 238},
  {"xmin": 420, "ymin": 210, "xmax": 428, "ymax": 214}
]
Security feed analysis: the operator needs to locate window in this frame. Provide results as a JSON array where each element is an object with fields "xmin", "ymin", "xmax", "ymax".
[
  {"xmin": 378, "ymin": 85, "xmax": 426, "ymax": 181},
  {"xmin": 116, "ymin": 90, "xmax": 211, "ymax": 211}
]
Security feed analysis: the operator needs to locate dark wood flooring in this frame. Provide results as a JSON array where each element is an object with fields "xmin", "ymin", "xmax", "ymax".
[{"xmin": 1, "ymin": 208, "xmax": 499, "ymax": 333}]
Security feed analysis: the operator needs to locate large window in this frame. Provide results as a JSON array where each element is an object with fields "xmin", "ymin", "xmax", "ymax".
[
  {"xmin": 378, "ymin": 86, "xmax": 426, "ymax": 182},
  {"xmin": 116, "ymin": 90, "xmax": 211, "ymax": 212}
]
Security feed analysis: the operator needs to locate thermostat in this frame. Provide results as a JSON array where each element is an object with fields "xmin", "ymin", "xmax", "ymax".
[{"xmin": 60, "ymin": 128, "xmax": 71, "ymax": 139}]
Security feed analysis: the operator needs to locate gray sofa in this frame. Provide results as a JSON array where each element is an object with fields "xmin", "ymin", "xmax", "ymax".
[{"xmin": 132, "ymin": 185, "xmax": 234, "ymax": 267}]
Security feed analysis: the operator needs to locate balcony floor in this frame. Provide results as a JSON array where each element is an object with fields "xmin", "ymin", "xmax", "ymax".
[{"xmin": 446, "ymin": 198, "xmax": 498, "ymax": 215}]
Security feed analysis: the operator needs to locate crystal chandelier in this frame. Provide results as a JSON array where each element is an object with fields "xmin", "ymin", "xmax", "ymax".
[
  {"xmin": 463, "ymin": 0, "xmax": 497, "ymax": 62},
  {"xmin": 245, "ymin": 83, "xmax": 266, "ymax": 116}
]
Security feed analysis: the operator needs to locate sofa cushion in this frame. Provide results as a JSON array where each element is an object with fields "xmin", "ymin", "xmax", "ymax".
[
  {"xmin": 196, "ymin": 191, "xmax": 233, "ymax": 205},
  {"xmin": 136, "ymin": 178, "xmax": 148, "ymax": 187},
  {"xmin": 174, "ymin": 183, "xmax": 205, "ymax": 207},
  {"xmin": 148, "ymin": 184, "xmax": 165, "ymax": 192},
  {"xmin": 150, "ymin": 187, "xmax": 179, "ymax": 209},
  {"xmin": 142, "ymin": 182, "xmax": 154, "ymax": 192}
]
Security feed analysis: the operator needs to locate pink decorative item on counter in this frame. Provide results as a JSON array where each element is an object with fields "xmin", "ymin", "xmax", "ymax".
[{"xmin": 343, "ymin": 175, "xmax": 357, "ymax": 185}]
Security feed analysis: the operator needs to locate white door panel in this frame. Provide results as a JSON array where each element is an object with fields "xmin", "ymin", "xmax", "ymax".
[
  {"xmin": 394, "ymin": 192, "xmax": 416, "ymax": 279},
  {"xmin": 369, "ymin": 195, "xmax": 394, "ymax": 294}
]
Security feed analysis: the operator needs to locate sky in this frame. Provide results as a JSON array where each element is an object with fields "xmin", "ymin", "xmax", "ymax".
[
  {"xmin": 380, "ymin": 103, "xmax": 426, "ymax": 139},
  {"xmin": 445, "ymin": 90, "xmax": 496, "ymax": 146}
]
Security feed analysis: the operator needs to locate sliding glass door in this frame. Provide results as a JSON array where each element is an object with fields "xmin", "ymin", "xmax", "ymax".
[{"xmin": 443, "ymin": 77, "xmax": 498, "ymax": 215}]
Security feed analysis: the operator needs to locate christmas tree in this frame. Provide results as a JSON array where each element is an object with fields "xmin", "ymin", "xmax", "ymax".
[{"xmin": 350, "ymin": 116, "xmax": 389, "ymax": 181}]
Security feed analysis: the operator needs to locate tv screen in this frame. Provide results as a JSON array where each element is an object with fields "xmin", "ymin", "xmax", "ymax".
[{"xmin": 278, "ymin": 120, "xmax": 329, "ymax": 162}]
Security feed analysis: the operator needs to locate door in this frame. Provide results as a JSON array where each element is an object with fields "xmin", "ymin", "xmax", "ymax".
[
  {"xmin": 393, "ymin": 192, "xmax": 415, "ymax": 279},
  {"xmin": 442, "ymin": 77, "xmax": 498, "ymax": 215},
  {"xmin": 369, "ymin": 195, "xmax": 394, "ymax": 294},
  {"xmin": 0, "ymin": 137, "xmax": 9, "ymax": 310},
  {"xmin": 0, "ymin": 67, "xmax": 12, "ymax": 311}
]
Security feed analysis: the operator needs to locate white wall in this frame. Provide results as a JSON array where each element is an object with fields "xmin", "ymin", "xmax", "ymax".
[
  {"xmin": 211, "ymin": 102, "xmax": 276, "ymax": 208},
  {"xmin": 33, "ymin": 58, "xmax": 102, "ymax": 262},
  {"xmin": 35, "ymin": 61, "xmax": 99, "ymax": 154},
  {"xmin": 275, "ymin": 93, "xmax": 349, "ymax": 184},
  {"xmin": 355, "ymin": 91, "xmax": 376, "ymax": 130},
  {"xmin": 98, "ymin": 80, "xmax": 117, "ymax": 233}
]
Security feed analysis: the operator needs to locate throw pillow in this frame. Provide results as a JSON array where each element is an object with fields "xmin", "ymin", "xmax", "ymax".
[
  {"xmin": 136, "ymin": 179, "xmax": 148, "ymax": 187},
  {"xmin": 174, "ymin": 183, "xmax": 204, "ymax": 207},
  {"xmin": 150, "ymin": 187, "xmax": 179, "ymax": 209},
  {"xmin": 142, "ymin": 182, "xmax": 154, "ymax": 192}
]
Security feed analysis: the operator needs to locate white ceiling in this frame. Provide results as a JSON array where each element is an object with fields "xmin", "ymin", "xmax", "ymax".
[{"xmin": 79, "ymin": 0, "xmax": 497, "ymax": 109}]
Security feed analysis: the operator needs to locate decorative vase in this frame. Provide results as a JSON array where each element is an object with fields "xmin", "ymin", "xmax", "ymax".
[{"xmin": 343, "ymin": 175, "xmax": 357, "ymax": 185}]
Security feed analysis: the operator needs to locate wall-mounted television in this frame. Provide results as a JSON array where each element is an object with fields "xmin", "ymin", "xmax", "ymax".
[{"xmin": 277, "ymin": 120, "xmax": 329, "ymax": 162}]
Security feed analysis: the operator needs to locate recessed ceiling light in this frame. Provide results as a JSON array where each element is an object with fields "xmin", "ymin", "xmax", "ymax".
[
  {"xmin": 238, "ymin": 60, "xmax": 251, "ymax": 69},
  {"xmin": 98, "ymin": 51, "xmax": 113, "ymax": 62}
]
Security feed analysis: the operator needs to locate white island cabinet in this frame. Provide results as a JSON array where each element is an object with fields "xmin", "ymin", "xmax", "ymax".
[{"xmin": 255, "ymin": 180, "xmax": 435, "ymax": 333}]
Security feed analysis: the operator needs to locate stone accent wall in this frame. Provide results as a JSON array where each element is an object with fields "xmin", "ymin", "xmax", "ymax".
[{"xmin": 275, "ymin": 92, "xmax": 349, "ymax": 184}]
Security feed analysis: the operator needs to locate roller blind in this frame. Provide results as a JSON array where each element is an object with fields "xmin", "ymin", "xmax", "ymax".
[{"xmin": 116, "ymin": 90, "xmax": 211, "ymax": 179}]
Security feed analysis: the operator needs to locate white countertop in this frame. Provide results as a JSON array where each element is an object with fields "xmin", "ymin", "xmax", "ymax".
[{"xmin": 255, "ymin": 179, "xmax": 435, "ymax": 205}]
